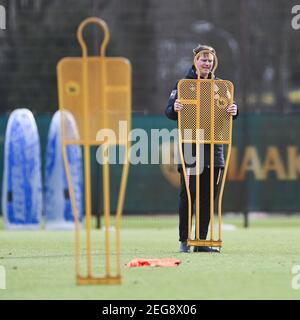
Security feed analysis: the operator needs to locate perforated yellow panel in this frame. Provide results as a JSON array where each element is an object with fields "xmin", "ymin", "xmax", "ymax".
[
  {"xmin": 178, "ymin": 79, "xmax": 233, "ymax": 144},
  {"xmin": 57, "ymin": 57, "xmax": 131, "ymax": 145}
]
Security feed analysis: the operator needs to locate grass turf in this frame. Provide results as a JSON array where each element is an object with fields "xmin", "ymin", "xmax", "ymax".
[{"xmin": 0, "ymin": 215, "xmax": 300, "ymax": 300}]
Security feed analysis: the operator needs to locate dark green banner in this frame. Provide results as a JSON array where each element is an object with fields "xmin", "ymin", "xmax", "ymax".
[{"xmin": 0, "ymin": 114, "xmax": 299, "ymax": 214}]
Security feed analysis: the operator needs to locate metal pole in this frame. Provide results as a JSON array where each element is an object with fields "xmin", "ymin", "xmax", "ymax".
[{"xmin": 240, "ymin": 0, "xmax": 250, "ymax": 228}]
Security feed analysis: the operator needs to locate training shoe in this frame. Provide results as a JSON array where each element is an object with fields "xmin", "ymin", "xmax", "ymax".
[
  {"xmin": 193, "ymin": 246, "xmax": 220, "ymax": 253},
  {"xmin": 179, "ymin": 241, "xmax": 190, "ymax": 253}
]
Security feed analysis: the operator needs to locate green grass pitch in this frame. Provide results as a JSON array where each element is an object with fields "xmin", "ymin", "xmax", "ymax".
[{"xmin": 0, "ymin": 215, "xmax": 300, "ymax": 300}]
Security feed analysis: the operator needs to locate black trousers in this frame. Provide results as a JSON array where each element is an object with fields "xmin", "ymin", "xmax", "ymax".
[{"xmin": 179, "ymin": 167, "xmax": 223, "ymax": 242}]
